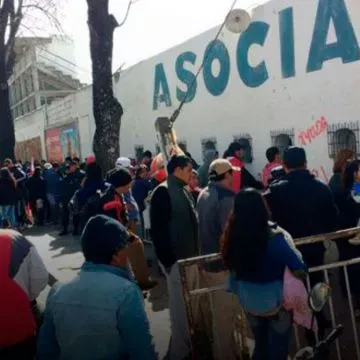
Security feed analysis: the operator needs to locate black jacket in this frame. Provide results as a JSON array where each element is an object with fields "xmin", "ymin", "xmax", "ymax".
[
  {"xmin": 265, "ymin": 169, "xmax": 338, "ymax": 265},
  {"xmin": 242, "ymin": 167, "xmax": 264, "ymax": 190},
  {"xmin": 0, "ymin": 178, "xmax": 17, "ymax": 206},
  {"xmin": 150, "ymin": 175, "xmax": 199, "ymax": 268},
  {"xmin": 82, "ymin": 186, "xmax": 128, "ymax": 226},
  {"xmin": 60, "ymin": 172, "xmax": 81, "ymax": 204},
  {"xmin": 330, "ymin": 180, "xmax": 360, "ymax": 297},
  {"xmin": 27, "ymin": 176, "xmax": 47, "ymax": 202}
]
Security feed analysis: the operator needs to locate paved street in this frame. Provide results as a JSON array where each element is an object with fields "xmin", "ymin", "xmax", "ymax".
[
  {"xmin": 25, "ymin": 226, "xmax": 360, "ymax": 360},
  {"xmin": 26, "ymin": 226, "xmax": 171, "ymax": 359}
]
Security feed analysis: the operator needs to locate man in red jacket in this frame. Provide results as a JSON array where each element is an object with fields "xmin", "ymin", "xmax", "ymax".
[
  {"xmin": 225, "ymin": 142, "xmax": 264, "ymax": 193},
  {"xmin": 262, "ymin": 146, "xmax": 282, "ymax": 186},
  {"xmin": 0, "ymin": 229, "xmax": 48, "ymax": 359}
]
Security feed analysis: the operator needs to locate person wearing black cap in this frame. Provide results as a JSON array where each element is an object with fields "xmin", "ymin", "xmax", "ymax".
[
  {"xmin": 38, "ymin": 215, "xmax": 156, "ymax": 360},
  {"xmin": 150, "ymin": 154, "xmax": 199, "ymax": 360},
  {"xmin": 265, "ymin": 146, "xmax": 338, "ymax": 340},
  {"xmin": 82, "ymin": 167, "xmax": 157, "ymax": 291},
  {"xmin": 225, "ymin": 141, "xmax": 264, "ymax": 193}
]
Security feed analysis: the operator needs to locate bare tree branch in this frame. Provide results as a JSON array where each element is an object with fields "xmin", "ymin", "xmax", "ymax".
[
  {"xmin": 0, "ymin": 0, "xmax": 64, "ymax": 161},
  {"xmin": 118, "ymin": 0, "xmax": 140, "ymax": 27},
  {"xmin": 22, "ymin": 2, "xmax": 63, "ymax": 34}
]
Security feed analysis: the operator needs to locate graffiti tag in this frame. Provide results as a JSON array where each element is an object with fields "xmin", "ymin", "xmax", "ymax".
[
  {"xmin": 311, "ymin": 166, "xmax": 329, "ymax": 183},
  {"xmin": 298, "ymin": 116, "xmax": 328, "ymax": 146}
]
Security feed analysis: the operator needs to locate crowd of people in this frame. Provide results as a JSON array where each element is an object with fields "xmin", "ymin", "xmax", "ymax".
[{"xmin": 1, "ymin": 142, "xmax": 360, "ymax": 360}]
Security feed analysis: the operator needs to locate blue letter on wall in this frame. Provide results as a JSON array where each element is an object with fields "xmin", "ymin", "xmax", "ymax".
[
  {"xmin": 307, "ymin": 0, "xmax": 360, "ymax": 72},
  {"xmin": 153, "ymin": 63, "xmax": 172, "ymax": 110},
  {"xmin": 202, "ymin": 40, "xmax": 230, "ymax": 96},
  {"xmin": 176, "ymin": 51, "xmax": 197, "ymax": 103},
  {"xmin": 279, "ymin": 7, "xmax": 295, "ymax": 78},
  {"xmin": 237, "ymin": 21, "xmax": 270, "ymax": 87}
]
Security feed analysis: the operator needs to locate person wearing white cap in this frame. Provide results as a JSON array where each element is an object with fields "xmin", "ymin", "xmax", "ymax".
[
  {"xmin": 197, "ymin": 158, "xmax": 240, "ymax": 360},
  {"xmin": 115, "ymin": 157, "xmax": 134, "ymax": 170}
]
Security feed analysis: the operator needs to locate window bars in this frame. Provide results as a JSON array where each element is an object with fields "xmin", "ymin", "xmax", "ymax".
[
  {"xmin": 201, "ymin": 137, "xmax": 218, "ymax": 159},
  {"xmin": 134, "ymin": 145, "xmax": 144, "ymax": 161},
  {"xmin": 178, "ymin": 139, "xmax": 188, "ymax": 153},
  {"xmin": 233, "ymin": 133, "xmax": 253, "ymax": 163},
  {"xmin": 327, "ymin": 122, "xmax": 360, "ymax": 158},
  {"xmin": 270, "ymin": 128, "xmax": 295, "ymax": 156}
]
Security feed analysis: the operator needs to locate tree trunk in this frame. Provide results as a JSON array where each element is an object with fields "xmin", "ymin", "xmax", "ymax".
[
  {"xmin": 0, "ymin": 41, "xmax": 15, "ymax": 162},
  {"xmin": 87, "ymin": 0, "xmax": 123, "ymax": 173}
]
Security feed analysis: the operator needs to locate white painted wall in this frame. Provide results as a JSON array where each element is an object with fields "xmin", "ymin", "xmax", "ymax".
[
  {"xmin": 36, "ymin": 36, "xmax": 78, "ymax": 78},
  {"xmin": 14, "ymin": 108, "xmax": 47, "ymax": 159},
  {"xmin": 15, "ymin": 0, "xmax": 360, "ymax": 183},
  {"xmin": 115, "ymin": 0, "xmax": 360, "ymax": 182}
]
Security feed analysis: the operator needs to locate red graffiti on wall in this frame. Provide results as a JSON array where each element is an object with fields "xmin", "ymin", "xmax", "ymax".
[
  {"xmin": 298, "ymin": 116, "xmax": 328, "ymax": 146},
  {"xmin": 311, "ymin": 166, "xmax": 329, "ymax": 184}
]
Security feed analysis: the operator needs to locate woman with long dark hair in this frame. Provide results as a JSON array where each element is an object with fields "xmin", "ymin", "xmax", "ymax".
[
  {"xmin": 329, "ymin": 148, "xmax": 355, "ymax": 196},
  {"xmin": 221, "ymin": 189, "xmax": 307, "ymax": 360}
]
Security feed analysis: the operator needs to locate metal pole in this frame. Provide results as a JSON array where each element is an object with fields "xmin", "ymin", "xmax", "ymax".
[
  {"xmin": 324, "ymin": 269, "xmax": 342, "ymax": 360},
  {"xmin": 343, "ymin": 266, "xmax": 360, "ymax": 359},
  {"xmin": 306, "ymin": 276, "xmax": 319, "ymax": 343},
  {"xmin": 293, "ymin": 325, "xmax": 301, "ymax": 351},
  {"xmin": 178, "ymin": 261, "xmax": 198, "ymax": 360}
]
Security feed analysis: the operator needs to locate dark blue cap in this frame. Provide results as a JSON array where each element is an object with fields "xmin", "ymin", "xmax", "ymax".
[
  {"xmin": 81, "ymin": 215, "xmax": 129, "ymax": 264},
  {"xmin": 283, "ymin": 146, "xmax": 307, "ymax": 169}
]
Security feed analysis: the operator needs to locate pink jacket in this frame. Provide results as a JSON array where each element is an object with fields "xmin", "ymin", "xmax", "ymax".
[
  {"xmin": 283, "ymin": 268, "xmax": 317, "ymax": 331},
  {"xmin": 262, "ymin": 162, "xmax": 282, "ymax": 186}
]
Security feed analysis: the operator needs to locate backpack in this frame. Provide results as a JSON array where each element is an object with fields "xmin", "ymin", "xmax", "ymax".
[{"xmin": 80, "ymin": 190, "xmax": 104, "ymax": 228}]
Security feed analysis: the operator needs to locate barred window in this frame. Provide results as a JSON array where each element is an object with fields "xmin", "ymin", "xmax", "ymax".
[
  {"xmin": 178, "ymin": 139, "xmax": 188, "ymax": 153},
  {"xmin": 134, "ymin": 145, "xmax": 144, "ymax": 161},
  {"xmin": 233, "ymin": 133, "xmax": 253, "ymax": 163},
  {"xmin": 271, "ymin": 129, "xmax": 294, "ymax": 157},
  {"xmin": 327, "ymin": 122, "xmax": 359, "ymax": 158},
  {"xmin": 201, "ymin": 137, "xmax": 218, "ymax": 160}
]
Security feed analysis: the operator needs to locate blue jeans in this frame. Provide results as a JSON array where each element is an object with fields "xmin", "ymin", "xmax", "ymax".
[
  {"xmin": 46, "ymin": 194, "xmax": 60, "ymax": 224},
  {"xmin": 0, "ymin": 205, "xmax": 17, "ymax": 228},
  {"xmin": 247, "ymin": 309, "xmax": 292, "ymax": 360}
]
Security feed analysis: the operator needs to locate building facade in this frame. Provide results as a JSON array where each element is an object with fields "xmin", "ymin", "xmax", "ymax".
[
  {"xmin": 9, "ymin": 36, "xmax": 83, "ymax": 120},
  {"xmin": 14, "ymin": 0, "xmax": 360, "ymax": 184}
]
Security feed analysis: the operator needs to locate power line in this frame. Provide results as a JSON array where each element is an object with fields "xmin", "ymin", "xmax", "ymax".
[
  {"xmin": 18, "ymin": 23, "xmax": 91, "ymax": 76},
  {"xmin": 169, "ymin": 0, "xmax": 238, "ymax": 125},
  {"xmin": 37, "ymin": 54, "xmax": 85, "ymax": 81},
  {"xmin": 38, "ymin": 47, "xmax": 91, "ymax": 74}
]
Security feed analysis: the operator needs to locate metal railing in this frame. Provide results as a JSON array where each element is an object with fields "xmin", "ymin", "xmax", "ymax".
[{"xmin": 178, "ymin": 227, "xmax": 360, "ymax": 360}]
